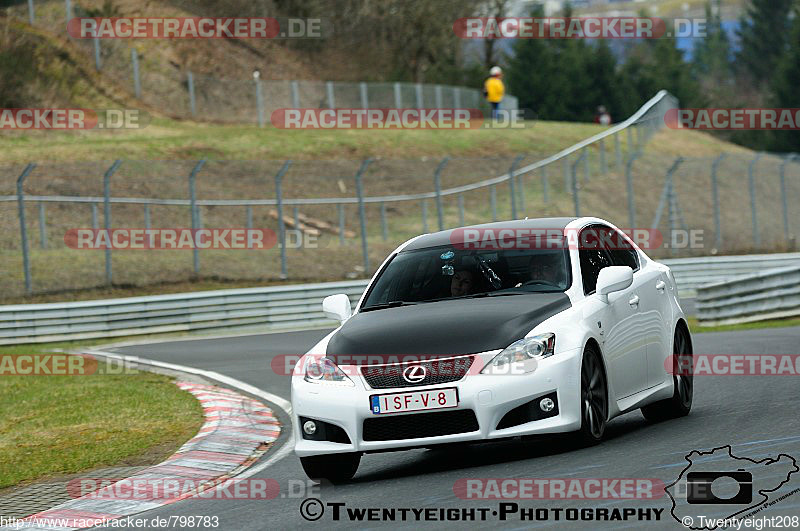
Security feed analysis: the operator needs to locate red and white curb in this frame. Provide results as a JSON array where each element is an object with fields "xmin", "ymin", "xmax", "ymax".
[{"xmin": 5, "ymin": 382, "xmax": 280, "ymax": 530}]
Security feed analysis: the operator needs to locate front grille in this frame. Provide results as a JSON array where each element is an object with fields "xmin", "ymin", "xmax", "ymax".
[
  {"xmin": 362, "ymin": 409, "xmax": 479, "ymax": 441},
  {"xmin": 360, "ymin": 356, "xmax": 474, "ymax": 389}
]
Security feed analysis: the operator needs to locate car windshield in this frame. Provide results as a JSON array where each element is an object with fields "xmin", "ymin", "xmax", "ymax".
[{"xmin": 361, "ymin": 242, "xmax": 571, "ymax": 310}]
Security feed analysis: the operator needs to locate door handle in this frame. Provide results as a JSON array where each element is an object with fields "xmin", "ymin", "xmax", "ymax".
[
  {"xmin": 628, "ymin": 295, "xmax": 640, "ymax": 307},
  {"xmin": 656, "ymin": 280, "xmax": 666, "ymax": 292}
]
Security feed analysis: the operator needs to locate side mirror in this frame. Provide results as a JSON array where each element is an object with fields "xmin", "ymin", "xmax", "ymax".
[
  {"xmin": 596, "ymin": 266, "xmax": 633, "ymax": 304},
  {"xmin": 322, "ymin": 294, "xmax": 352, "ymax": 323}
]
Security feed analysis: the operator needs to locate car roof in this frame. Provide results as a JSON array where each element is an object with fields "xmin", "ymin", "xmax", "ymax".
[{"xmin": 401, "ymin": 217, "xmax": 579, "ymax": 251}]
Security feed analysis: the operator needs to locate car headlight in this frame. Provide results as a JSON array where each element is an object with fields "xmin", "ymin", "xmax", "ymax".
[
  {"xmin": 481, "ymin": 333, "xmax": 556, "ymax": 374},
  {"xmin": 303, "ymin": 356, "xmax": 355, "ymax": 386}
]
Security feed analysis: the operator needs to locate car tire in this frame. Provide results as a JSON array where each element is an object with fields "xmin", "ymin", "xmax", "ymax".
[
  {"xmin": 576, "ymin": 344, "xmax": 608, "ymax": 446},
  {"xmin": 300, "ymin": 453, "xmax": 361, "ymax": 483},
  {"xmin": 641, "ymin": 325, "xmax": 693, "ymax": 422}
]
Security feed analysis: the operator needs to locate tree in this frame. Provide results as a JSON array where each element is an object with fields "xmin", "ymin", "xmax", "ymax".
[
  {"xmin": 735, "ymin": 0, "xmax": 794, "ymax": 86},
  {"xmin": 692, "ymin": 0, "xmax": 734, "ymax": 103},
  {"xmin": 768, "ymin": 5, "xmax": 800, "ymax": 152}
]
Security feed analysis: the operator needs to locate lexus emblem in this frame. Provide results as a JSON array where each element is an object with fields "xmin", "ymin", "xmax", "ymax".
[{"xmin": 402, "ymin": 365, "xmax": 427, "ymax": 383}]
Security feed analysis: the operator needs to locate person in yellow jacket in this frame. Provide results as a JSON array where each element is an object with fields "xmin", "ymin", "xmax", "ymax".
[{"xmin": 484, "ymin": 66, "xmax": 505, "ymax": 119}]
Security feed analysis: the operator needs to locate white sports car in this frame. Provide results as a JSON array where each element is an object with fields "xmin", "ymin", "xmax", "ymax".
[{"xmin": 291, "ymin": 217, "xmax": 693, "ymax": 482}]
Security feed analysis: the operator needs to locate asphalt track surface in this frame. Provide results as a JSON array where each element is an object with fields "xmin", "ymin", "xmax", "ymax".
[{"xmin": 104, "ymin": 325, "xmax": 800, "ymax": 530}]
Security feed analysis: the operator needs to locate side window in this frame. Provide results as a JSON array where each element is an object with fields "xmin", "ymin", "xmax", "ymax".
[
  {"xmin": 579, "ymin": 227, "xmax": 614, "ymax": 295},
  {"xmin": 601, "ymin": 226, "xmax": 640, "ymax": 271}
]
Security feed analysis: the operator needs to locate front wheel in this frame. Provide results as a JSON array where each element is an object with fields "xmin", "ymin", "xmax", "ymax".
[
  {"xmin": 300, "ymin": 452, "xmax": 361, "ymax": 483},
  {"xmin": 641, "ymin": 325, "xmax": 693, "ymax": 422},
  {"xmin": 576, "ymin": 345, "xmax": 608, "ymax": 445}
]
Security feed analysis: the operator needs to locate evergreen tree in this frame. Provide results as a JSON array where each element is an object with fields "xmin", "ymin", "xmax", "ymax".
[
  {"xmin": 735, "ymin": 0, "xmax": 794, "ymax": 86},
  {"xmin": 769, "ymin": 5, "xmax": 800, "ymax": 152},
  {"xmin": 692, "ymin": 0, "xmax": 733, "ymax": 101}
]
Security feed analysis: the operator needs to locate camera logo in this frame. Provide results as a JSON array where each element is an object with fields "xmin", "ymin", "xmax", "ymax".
[
  {"xmin": 665, "ymin": 445, "xmax": 798, "ymax": 530},
  {"xmin": 686, "ymin": 470, "xmax": 752, "ymax": 505}
]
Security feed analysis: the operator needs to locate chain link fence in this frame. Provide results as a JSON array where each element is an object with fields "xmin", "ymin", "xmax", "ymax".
[
  {"xmin": 6, "ymin": 91, "xmax": 797, "ymax": 302},
  {"xmin": 4, "ymin": 0, "xmax": 517, "ymax": 124}
]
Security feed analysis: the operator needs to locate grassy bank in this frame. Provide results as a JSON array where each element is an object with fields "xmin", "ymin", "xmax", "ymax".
[{"xmin": 0, "ymin": 344, "xmax": 204, "ymax": 489}]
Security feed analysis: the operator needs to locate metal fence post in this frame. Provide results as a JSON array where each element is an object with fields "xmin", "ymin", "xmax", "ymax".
[
  {"xmin": 290, "ymin": 81, "xmax": 300, "ymax": 108},
  {"xmin": 512, "ymin": 155, "xmax": 525, "ymax": 216},
  {"xmin": 614, "ymin": 131, "xmax": 622, "ymax": 173},
  {"xmin": 625, "ymin": 152, "xmax": 641, "ymax": 228},
  {"xmin": 16, "ymin": 163, "xmax": 36, "ymax": 295},
  {"xmin": 490, "ymin": 185, "xmax": 497, "ymax": 221},
  {"xmin": 355, "ymin": 159, "xmax": 372, "ymax": 272},
  {"xmin": 65, "ymin": 0, "xmax": 71, "ymax": 22},
  {"xmin": 91, "ymin": 203, "xmax": 98, "ymax": 229},
  {"xmin": 415, "ymin": 84, "xmax": 423, "ymax": 109},
  {"xmin": 453, "ymin": 87, "xmax": 461, "ymax": 108},
  {"xmin": 458, "ymin": 194, "xmax": 465, "ymax": 225},
  {"xmin": 599, "ymin": 138, "xmax": 607, "ymax": 176},
  {"xmin": 254, "ymin": 76, "xmax": 264, "ymax": 127},
  {"xmin": 421, "ymin": 200, "xmax": 428, "ymax": 233},
  {"xmin": 326, "ymin": 81, "xmax": 335, "ymax": 109},
  {"xmin": 359, "ymin": 82, "xmax": 369, "ymax": 108},
  {"xmin": 380, "ymin": 202, "xmax": 388, "ymax": 240},
  {"xmin": 562, "ymin": 155, "xmax": 570, "ymax": 192},
  {"xmin": 541, "ymin": 165, "xmax": 549, "ymax": 203},
  {"xmin": 582, "ymin": 147, "xmax": 589, "ymax": 183},
  {"xmin": 748, "ymin": 153, "xmax": 762, "ymax": 250},
  {"xmin": 187, "ymin": 71, "xmax": 196, "ymax": 117},
  {"xmin": 779, "ymin": 154, "xmax": 797, "ymax": 248},
  {"xmin": 274, "ymin": 160, "xmax": 292, "ymax": 279},
  {"xmin": 103, "ymin": 160, "xmax": 122, "ymax": 285},
  {"xmin": 433, "ymin": 156, "xmax": 449, "ymax": 231},
  {"xmin": 650, "ymin": 158, "xmax": 684, "ymax": 230},
  {"xmin": 338, "ymin": 203, "xmax": 345, "ymax": 245},
  {"xmin": 131, "ymin": 48, "xmax": 141, "ymax": 98},
  {"xmin": 188, "ymin": 159, "xmax": 205, "ymax": 275},
  {"xmin": 393, "ymin": 83, "xmax": 402, "ymax": 109},
  {"xmin": 508, "ymin": 157, "xmax": 521, "ymax": 219},
  {"xmin": 710, "ymin": 154, "xmax": 725, "ymax": 250},
  {"xmin": 93, "ymin": 35, "xmax": 101, "ymax": 70},
  {"xmin": 27, "ymin": 0, "xmax": 34, "ymax": 24},
  {"xmin": 246, "ymin": 206, "xmax": 253, "ymax": 229},
  {"xmin": 38, "ymin": 203, "xmax": 47, "ymax": 249},
  {"xmin": 292, "ymin": 206, "xmax": 300, "ymax": 231},
  {"xmin": 627, "ymin": 127, "xmax": 633, "ymax": 152},
  {"xmin": 144, "ymin": 203, "xmax": 151, "ymax": 230},
  {"xmin": 571, "ymin": 154, "xmax": 582, "ymax": 217},
  {"xmin": 435, "ymin": 85, "xmax": 443, "ymax": 109},
  {"xmin": 667, "ymin": 176, "xmax": 677, "ymax": 256}
]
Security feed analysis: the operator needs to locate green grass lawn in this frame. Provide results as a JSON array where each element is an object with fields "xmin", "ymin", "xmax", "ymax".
[{"xmin": 0, "ymin": 343, "xmax": 204, "ymax": 490}]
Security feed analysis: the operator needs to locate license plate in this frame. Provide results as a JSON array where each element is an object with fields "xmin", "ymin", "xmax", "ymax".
[{"xmin": 370, "ymin": 388, "xmax": 458, "ymax": 415}]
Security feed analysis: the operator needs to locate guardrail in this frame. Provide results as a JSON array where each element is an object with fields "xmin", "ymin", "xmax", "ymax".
[
  {"xmin": 2, "ymin": 252, "xmax": 798, "ymax": 345},
  {"xmin": 696, "ymin": 265, "xmax": 800, "ymax": 326},
  {"xmin": 0, "ymin": 281, "xmax": 366, "ymax": 345}
]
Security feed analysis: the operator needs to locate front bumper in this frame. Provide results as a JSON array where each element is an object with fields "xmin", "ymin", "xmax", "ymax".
[{"xmin": 292, "ymin": 347, "xmax": 583, "ymax": 457}]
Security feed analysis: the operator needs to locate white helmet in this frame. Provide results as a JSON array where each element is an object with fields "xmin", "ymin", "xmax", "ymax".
[{"xmin": 490, "ymin": 66, "xmax": 502, "ymax": 76}]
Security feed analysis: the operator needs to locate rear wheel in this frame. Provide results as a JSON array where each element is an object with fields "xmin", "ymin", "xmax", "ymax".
[
  {"xmin": 300, "ymin": 452, "xmax": 361, "ymax": 483},
  {"xmin": 576, "ymin": 345, "xmax": 608, "ymax": 445},
  {"xmin": 641, "ymin": 325, "xmax": 693, "ymax": 422}
]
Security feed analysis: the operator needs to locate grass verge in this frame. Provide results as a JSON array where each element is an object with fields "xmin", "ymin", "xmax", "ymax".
[
  {"xmin": 688, "ymin": 316, "xmax": 800, "ymax": 334},
  {"xmin": 0, "ymin": 342, "xmax": 205, "ymax": 490}
]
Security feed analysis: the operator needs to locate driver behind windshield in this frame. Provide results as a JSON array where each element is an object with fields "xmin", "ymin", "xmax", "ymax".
[
  {"xmin": 450, "ymin": 268, "xmax": 476, "ymax": 297},
  {"xmin": 526, "ymin": 252, "xmax": 567, "ymax": 289}
]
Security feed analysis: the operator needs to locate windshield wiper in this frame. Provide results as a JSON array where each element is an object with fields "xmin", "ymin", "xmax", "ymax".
[{"xmin": 360, "ymin": 300, "xmax": 416, "ymax": 312}]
